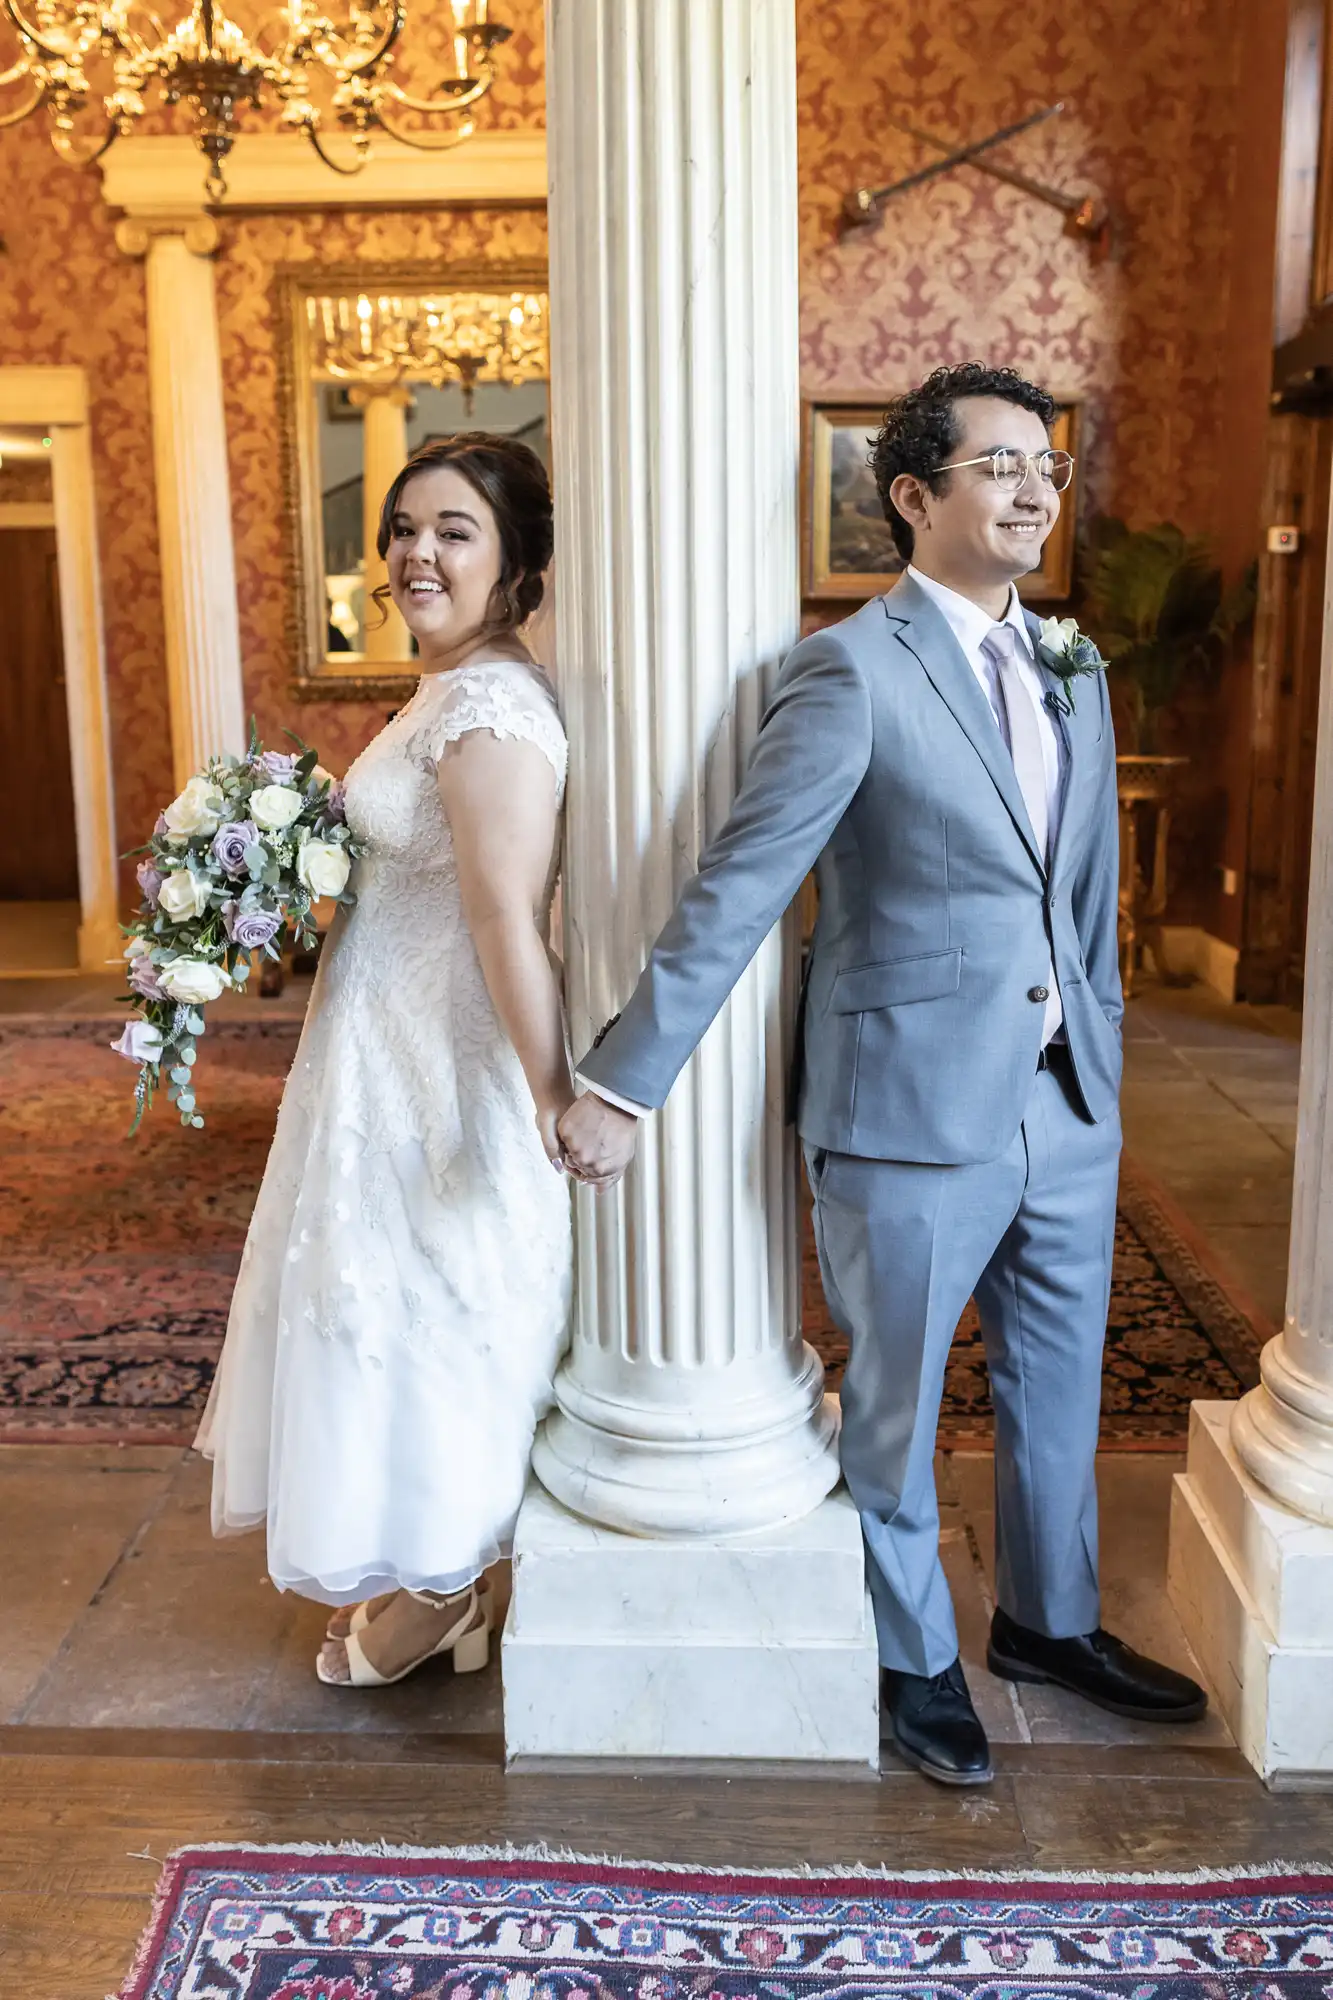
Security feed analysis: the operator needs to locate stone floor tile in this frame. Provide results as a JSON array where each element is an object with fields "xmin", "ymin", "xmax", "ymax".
[
  {"xmin": 0, "ymin": 1457, "xmax": 174, "ymax": 1720},
  {"xmin": 944, "ymin": 1452, "xmax": 1233, "ymax": 1748},
  {"xmin": 20, "ymin": 1455, "xmax": 306, "ymax": 1729}
]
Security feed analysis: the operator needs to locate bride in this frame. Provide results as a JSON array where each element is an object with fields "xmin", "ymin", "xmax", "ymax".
[{"xmin": 197, "ymin": 433, "xmax": 578, "ymax": 1688}]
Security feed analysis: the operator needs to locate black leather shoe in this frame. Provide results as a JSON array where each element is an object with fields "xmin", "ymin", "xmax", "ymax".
[
  {"xmin": 987, "ymin": 1607, "xmax": 1207, "ymax": 1722},
  {"xmin": 882, "ymin": 1658, "xmax": 993, "ymax": 1785}
]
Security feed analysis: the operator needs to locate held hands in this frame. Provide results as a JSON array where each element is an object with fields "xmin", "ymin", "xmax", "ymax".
[{"xmin": 555, "ymin": 1091, "xmax": 640, "ymax": 1191}]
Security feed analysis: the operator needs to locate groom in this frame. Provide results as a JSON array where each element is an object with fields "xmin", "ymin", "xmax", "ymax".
[{"xmin": 557, "ymin": 363, "xmax": 1205, "ymax": 1784}]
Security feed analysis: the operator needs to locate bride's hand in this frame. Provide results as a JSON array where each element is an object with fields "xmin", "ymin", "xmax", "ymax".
[{"xmin": 535, "ymin": 1099, "xmax": 573, "ymax": 1172}]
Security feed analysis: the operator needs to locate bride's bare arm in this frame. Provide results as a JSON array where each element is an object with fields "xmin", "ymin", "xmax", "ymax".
[{"xmin": 436, "ymin": 732, "xmax": 573, "ymax": 1165}]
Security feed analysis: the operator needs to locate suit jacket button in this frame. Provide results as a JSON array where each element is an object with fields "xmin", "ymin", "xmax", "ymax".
[{"xmin": 1028, "ymin": 985, "xmax": 1050, "ymax": 1003}]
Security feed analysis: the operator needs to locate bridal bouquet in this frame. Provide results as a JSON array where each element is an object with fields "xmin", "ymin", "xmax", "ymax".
[{"xmin": 113, "ymin": 729, "xmax": 361, "ymax": 1132}]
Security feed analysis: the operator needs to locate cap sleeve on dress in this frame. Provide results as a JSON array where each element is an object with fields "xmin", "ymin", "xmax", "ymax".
[{"xmin": 419, "ymin": 665, "xmax": 568, "ymax": 802}]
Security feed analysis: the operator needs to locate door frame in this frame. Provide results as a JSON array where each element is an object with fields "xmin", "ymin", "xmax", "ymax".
[{"xmin": 0, "ymin": 367, "xmax": 120, "ymax": 968}]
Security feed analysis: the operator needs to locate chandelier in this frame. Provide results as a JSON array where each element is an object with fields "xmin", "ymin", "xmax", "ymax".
[
  {"xmin": 0, "ymin": 0, "xmax": 511, "ymax": 198},
  {"xmin": 309, "ymin": 289, "xmax": 548, "ymax": 414}
]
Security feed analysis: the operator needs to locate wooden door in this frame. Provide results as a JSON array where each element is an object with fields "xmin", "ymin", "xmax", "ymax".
[
  {"xmin": 1238, "ymin": 412, "xmax": 1330, "ymax": 1003},
  {"xmin": 0, "ymin": 528, "xmax": 79, "ymax": 899}
]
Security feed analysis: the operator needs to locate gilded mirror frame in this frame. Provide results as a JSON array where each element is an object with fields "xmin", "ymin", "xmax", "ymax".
[{"xmin": 276, "ymin": 259, "xmax": 549, "ymax": 702}]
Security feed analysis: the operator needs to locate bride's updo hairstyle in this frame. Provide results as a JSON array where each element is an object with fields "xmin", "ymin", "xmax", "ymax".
[{"xmin": 375, "ymin": 432, "xmax": 553, "ymax": 630}]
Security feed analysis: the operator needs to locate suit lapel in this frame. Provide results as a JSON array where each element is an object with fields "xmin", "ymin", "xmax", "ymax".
[
  {"xmin": 1022, "ymin": 606, "xmax": 1086, "ymax": 885},
  {"xmin": 884, "ymin": 577, "xmax": 1046, "ymax": 878}
]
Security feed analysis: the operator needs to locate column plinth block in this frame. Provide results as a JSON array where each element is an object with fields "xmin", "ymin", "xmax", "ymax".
[
  {"xmin": 1168, "ymin": 1402, "xmax": 1333, "ymax": 1780},
  {"xmin": 502, "ymin": 1479, "xmax": 880, "ymax": 1768}
]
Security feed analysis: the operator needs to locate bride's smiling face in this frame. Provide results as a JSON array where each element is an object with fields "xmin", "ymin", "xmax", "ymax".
[{"xmin": 385, "ymin": 465, "xmax": 505, "ymax": 650}]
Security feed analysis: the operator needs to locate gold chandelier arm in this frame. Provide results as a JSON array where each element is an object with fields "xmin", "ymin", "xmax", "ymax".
[
  {"xmin": 4, "ymin": 0, "xmax": 95, "ymax": 64},
  {"xmin": 371, "ymin": 108, "xmax": 477, "ymax": 152},
  {"xmin": 303, "ymin": 120, "xmax": 371, "ymax": 176},
  {"xmin": 337, "ymin": 1, "xmax": 405, "ymax": 78},
  {"xmin": 379, "ymin": 69, "xmax": 495, "ymax": 120},
  {"xmin": 0, "ymin": 46, "xmax": 35, "ymax": 86},
  {"xmin": 49, "ymin": 118, "xmax": 119, "ymax": 166},
  {"xmin": 0, "ymin": 75, "xmax": 43, "ymax": 125}
]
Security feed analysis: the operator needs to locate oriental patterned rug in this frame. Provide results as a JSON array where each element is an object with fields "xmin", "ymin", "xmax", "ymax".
[
  {"xmin": 0, "ymin": 1018, "xmax": 1269, "ymax": 1447},
  {"xmin": 117, "ymin": 1847, "xmax": 1333, "ymax": 2000}
]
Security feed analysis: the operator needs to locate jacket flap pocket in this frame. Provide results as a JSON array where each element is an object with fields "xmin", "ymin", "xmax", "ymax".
[{"xmin": 830, "ymin": 947, "xmax": 962, "ymax": 1012}]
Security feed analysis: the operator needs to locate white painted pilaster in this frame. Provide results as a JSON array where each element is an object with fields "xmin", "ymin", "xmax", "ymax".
[{"xmin": 118, "ymin": 215, "xmax": 246, "ymax": 784}]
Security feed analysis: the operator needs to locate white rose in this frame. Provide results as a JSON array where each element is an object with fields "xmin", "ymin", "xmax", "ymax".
[
  {"xmin": 1039, "ymin": 615, "xmax": 1080, "ymax": 657},
  {"xmin": 297, "ymin": 838, "xmax": 351, "ymax": 899},
  {"xmin": 163, "ymin": 774, "xmax": 224, "ymax": 838},
  {"xmin": 110, "ymin": 1020, "xmax": 164, "ymax": 1065},
  {"xmin": 157, "ymin": 869, "xmax": 210, "ymax": 922},
  {"xmin": 249, "ymin": 785, "xmax": 305, "ymax": 832},
  {"xmin": 158, "ymin": 957, "xmax": 230, "ymax": 1005}
]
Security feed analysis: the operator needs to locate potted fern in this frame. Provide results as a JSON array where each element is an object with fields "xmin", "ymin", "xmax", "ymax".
[
  {"xmin": 1082, "ymin": 517, "xmax": 1254, "ymax": 754},
  {"xmin": 1080, "ymin": 518, "xmax": 1254, "ymax": 993}
]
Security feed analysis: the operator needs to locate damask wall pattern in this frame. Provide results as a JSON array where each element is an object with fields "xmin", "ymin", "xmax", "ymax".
[
  {"xmin": 795, "ymin": 0, "xmax": 1258, "ymax": 563},
  {"xmin": 0, "ymin": 116, "xmax": 171, "ymax": 888}
]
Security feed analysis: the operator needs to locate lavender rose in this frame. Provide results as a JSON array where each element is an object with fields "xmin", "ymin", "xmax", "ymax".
[
  {"xmin": 259, "ymin": 750, "xmax": 299, "ymax": 784},
  {"xmin": 136, "ymin": 858, "xmax": 164, "ymax": 906},
  {"xmin": 212, "ymin": 818, "xmax": 259, "ymax": 878},
  {"xmin": 127, "ymin": 953, "xmax": 167, "ymax": 1001},
  {"xmin": 324, "ymin": 779, "xmax": 347, "ymax": 825},
  {"xmin": 110, "ymin": 1020, "xmax": 164, "ymax": 1065},
  {"xmin": 222, "ymin": 901, "xmax": 282, "ymax": 952}
]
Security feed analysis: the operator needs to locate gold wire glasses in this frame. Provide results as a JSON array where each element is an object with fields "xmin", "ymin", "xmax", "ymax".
[{"xmin": 937, "ymin": 447, "xmax": 1076, "ymax": 492}]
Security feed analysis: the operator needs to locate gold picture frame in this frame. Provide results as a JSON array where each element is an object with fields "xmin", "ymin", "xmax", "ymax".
[{"xmin": 803, "ymin": 396, "xmax": 1081, "ymax": 604}]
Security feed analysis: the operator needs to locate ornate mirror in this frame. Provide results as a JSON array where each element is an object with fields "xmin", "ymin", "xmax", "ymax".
[{"xmin": 279, "ymin": 263, "xmax": 549, "ymax": 698}]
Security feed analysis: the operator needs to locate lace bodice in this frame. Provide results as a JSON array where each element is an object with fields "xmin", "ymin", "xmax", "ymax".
[{"xmin": 345, "ymin": 657, "xmax": 567, "ymax": 878}]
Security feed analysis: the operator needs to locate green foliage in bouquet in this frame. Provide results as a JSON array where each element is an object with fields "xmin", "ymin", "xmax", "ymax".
[
  {"xmin": 1082, "ymin": 517, "xmax": 1256, "ymax": 754},
  {"xmin": 113, "ymin": 723, "xmax": 360, "ymax": 1133}
]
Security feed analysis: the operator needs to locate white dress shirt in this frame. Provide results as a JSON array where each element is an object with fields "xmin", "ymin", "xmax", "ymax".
[
  {"xmin": 906, "ymin": 565, "xmax": 1065, "ymax": 1044},
  {"xmin": 578, "ymin": 568, "xmax": 1068, "ymax": 1117}
]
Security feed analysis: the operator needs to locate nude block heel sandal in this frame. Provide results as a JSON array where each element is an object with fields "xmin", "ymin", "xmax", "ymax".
[{"xmin": 317, "ymin": 1584, "xmax": 488, "ymax": 1688}]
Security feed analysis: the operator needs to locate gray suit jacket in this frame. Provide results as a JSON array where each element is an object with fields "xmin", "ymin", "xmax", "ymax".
[{"xmin": 579, "ymin": 571, "xmax": 1123, "ymax": 1166}]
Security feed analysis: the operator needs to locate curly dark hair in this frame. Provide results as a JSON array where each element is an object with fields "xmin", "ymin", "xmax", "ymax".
[
  {"xmin": 373, "ymin": 431, "xmax": 553, "ymax": 631},
  {"xmin": 871, "ymin": 363, "xmax": 1058, "ymax": 562}
]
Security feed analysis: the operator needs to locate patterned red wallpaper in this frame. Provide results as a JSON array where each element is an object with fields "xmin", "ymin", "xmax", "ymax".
[{"xmin": 796, "ymin": 0, "xmax": 1264, "ymax": 555}]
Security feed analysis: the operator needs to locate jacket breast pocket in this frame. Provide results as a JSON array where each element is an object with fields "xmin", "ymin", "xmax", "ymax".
[{"xmin": 830, "ymin": 947, "xmax": 962, "ymax": 1013}]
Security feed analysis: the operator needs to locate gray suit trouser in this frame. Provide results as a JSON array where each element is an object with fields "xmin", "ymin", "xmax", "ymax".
[{"xmin": 806, "ymin": 1052, "xmax": 1121, "ymax": 1677}]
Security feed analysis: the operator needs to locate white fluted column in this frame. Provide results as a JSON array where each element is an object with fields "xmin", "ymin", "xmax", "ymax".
[
  {"xmin": 1168, "ymin": 447, "xmax": 1333, "ymax": 1780},
  {"xmin": 1231, "ymin": 656, "xmax": 1333, "ymax": 1518},
  {"xmin": 503, "ymin": 0, "xmax": 877, "ymax": 1768},
  {"xmin": 351, "ymin": 384, "xmax": 412, "ymax": 661},
  {"xmin": 117, "ymin": 216, "xmax": 246, "ymax": 784}
]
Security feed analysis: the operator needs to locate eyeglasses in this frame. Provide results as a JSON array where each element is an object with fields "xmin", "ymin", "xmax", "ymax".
[{"xmin": 937, "ymin": 447, "xmax": 1076, "ymax": 493}]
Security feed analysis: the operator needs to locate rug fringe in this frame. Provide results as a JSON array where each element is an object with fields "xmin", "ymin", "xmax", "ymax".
[{"xmin": 151, "ymin": 1839, "xmax": 1332, "ymax": 1885}]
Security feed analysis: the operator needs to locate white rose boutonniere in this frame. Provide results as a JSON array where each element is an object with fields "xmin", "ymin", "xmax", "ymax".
[{"xmin": 1036, "ymin": 617, "xmax": 1107, "ymax": 716}]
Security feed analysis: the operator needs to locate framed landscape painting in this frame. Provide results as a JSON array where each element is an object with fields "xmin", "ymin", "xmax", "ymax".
[{"xmin": 803, "ymin": 397, "xmax": 1080, "ymax": 604}]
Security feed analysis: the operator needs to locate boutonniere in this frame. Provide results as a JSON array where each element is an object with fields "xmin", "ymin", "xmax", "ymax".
[{"xmin": 1036, "ymin": 616, "xmax": 1106, "ymax": 716}]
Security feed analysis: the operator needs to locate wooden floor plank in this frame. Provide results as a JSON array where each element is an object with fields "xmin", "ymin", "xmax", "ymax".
[
  {"xmin": 1013, "ymin": 1773, "xmax": 1333, "ymax": 1867},
  {"xmin": 0, "ymin": 1890, "xmax": 151, "ymax": 2000}
]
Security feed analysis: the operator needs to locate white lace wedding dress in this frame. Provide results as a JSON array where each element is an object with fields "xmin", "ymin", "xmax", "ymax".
[{"xmin": 196, "ymin": 659, "xmax": 574, "ymax": 1605}]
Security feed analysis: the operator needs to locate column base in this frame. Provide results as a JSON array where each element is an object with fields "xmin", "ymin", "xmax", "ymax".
[
  {"xmin": 502, "ymin": 1477, "xmax": 880, "ymax": 1769},
  {"xmin": 1168, "ymin": 1401, "xmax": 1333, "ymax": 1783},
  {"xmin": 531, "ymin": 1362, "xmax": 842, "ymax": 1538}
]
